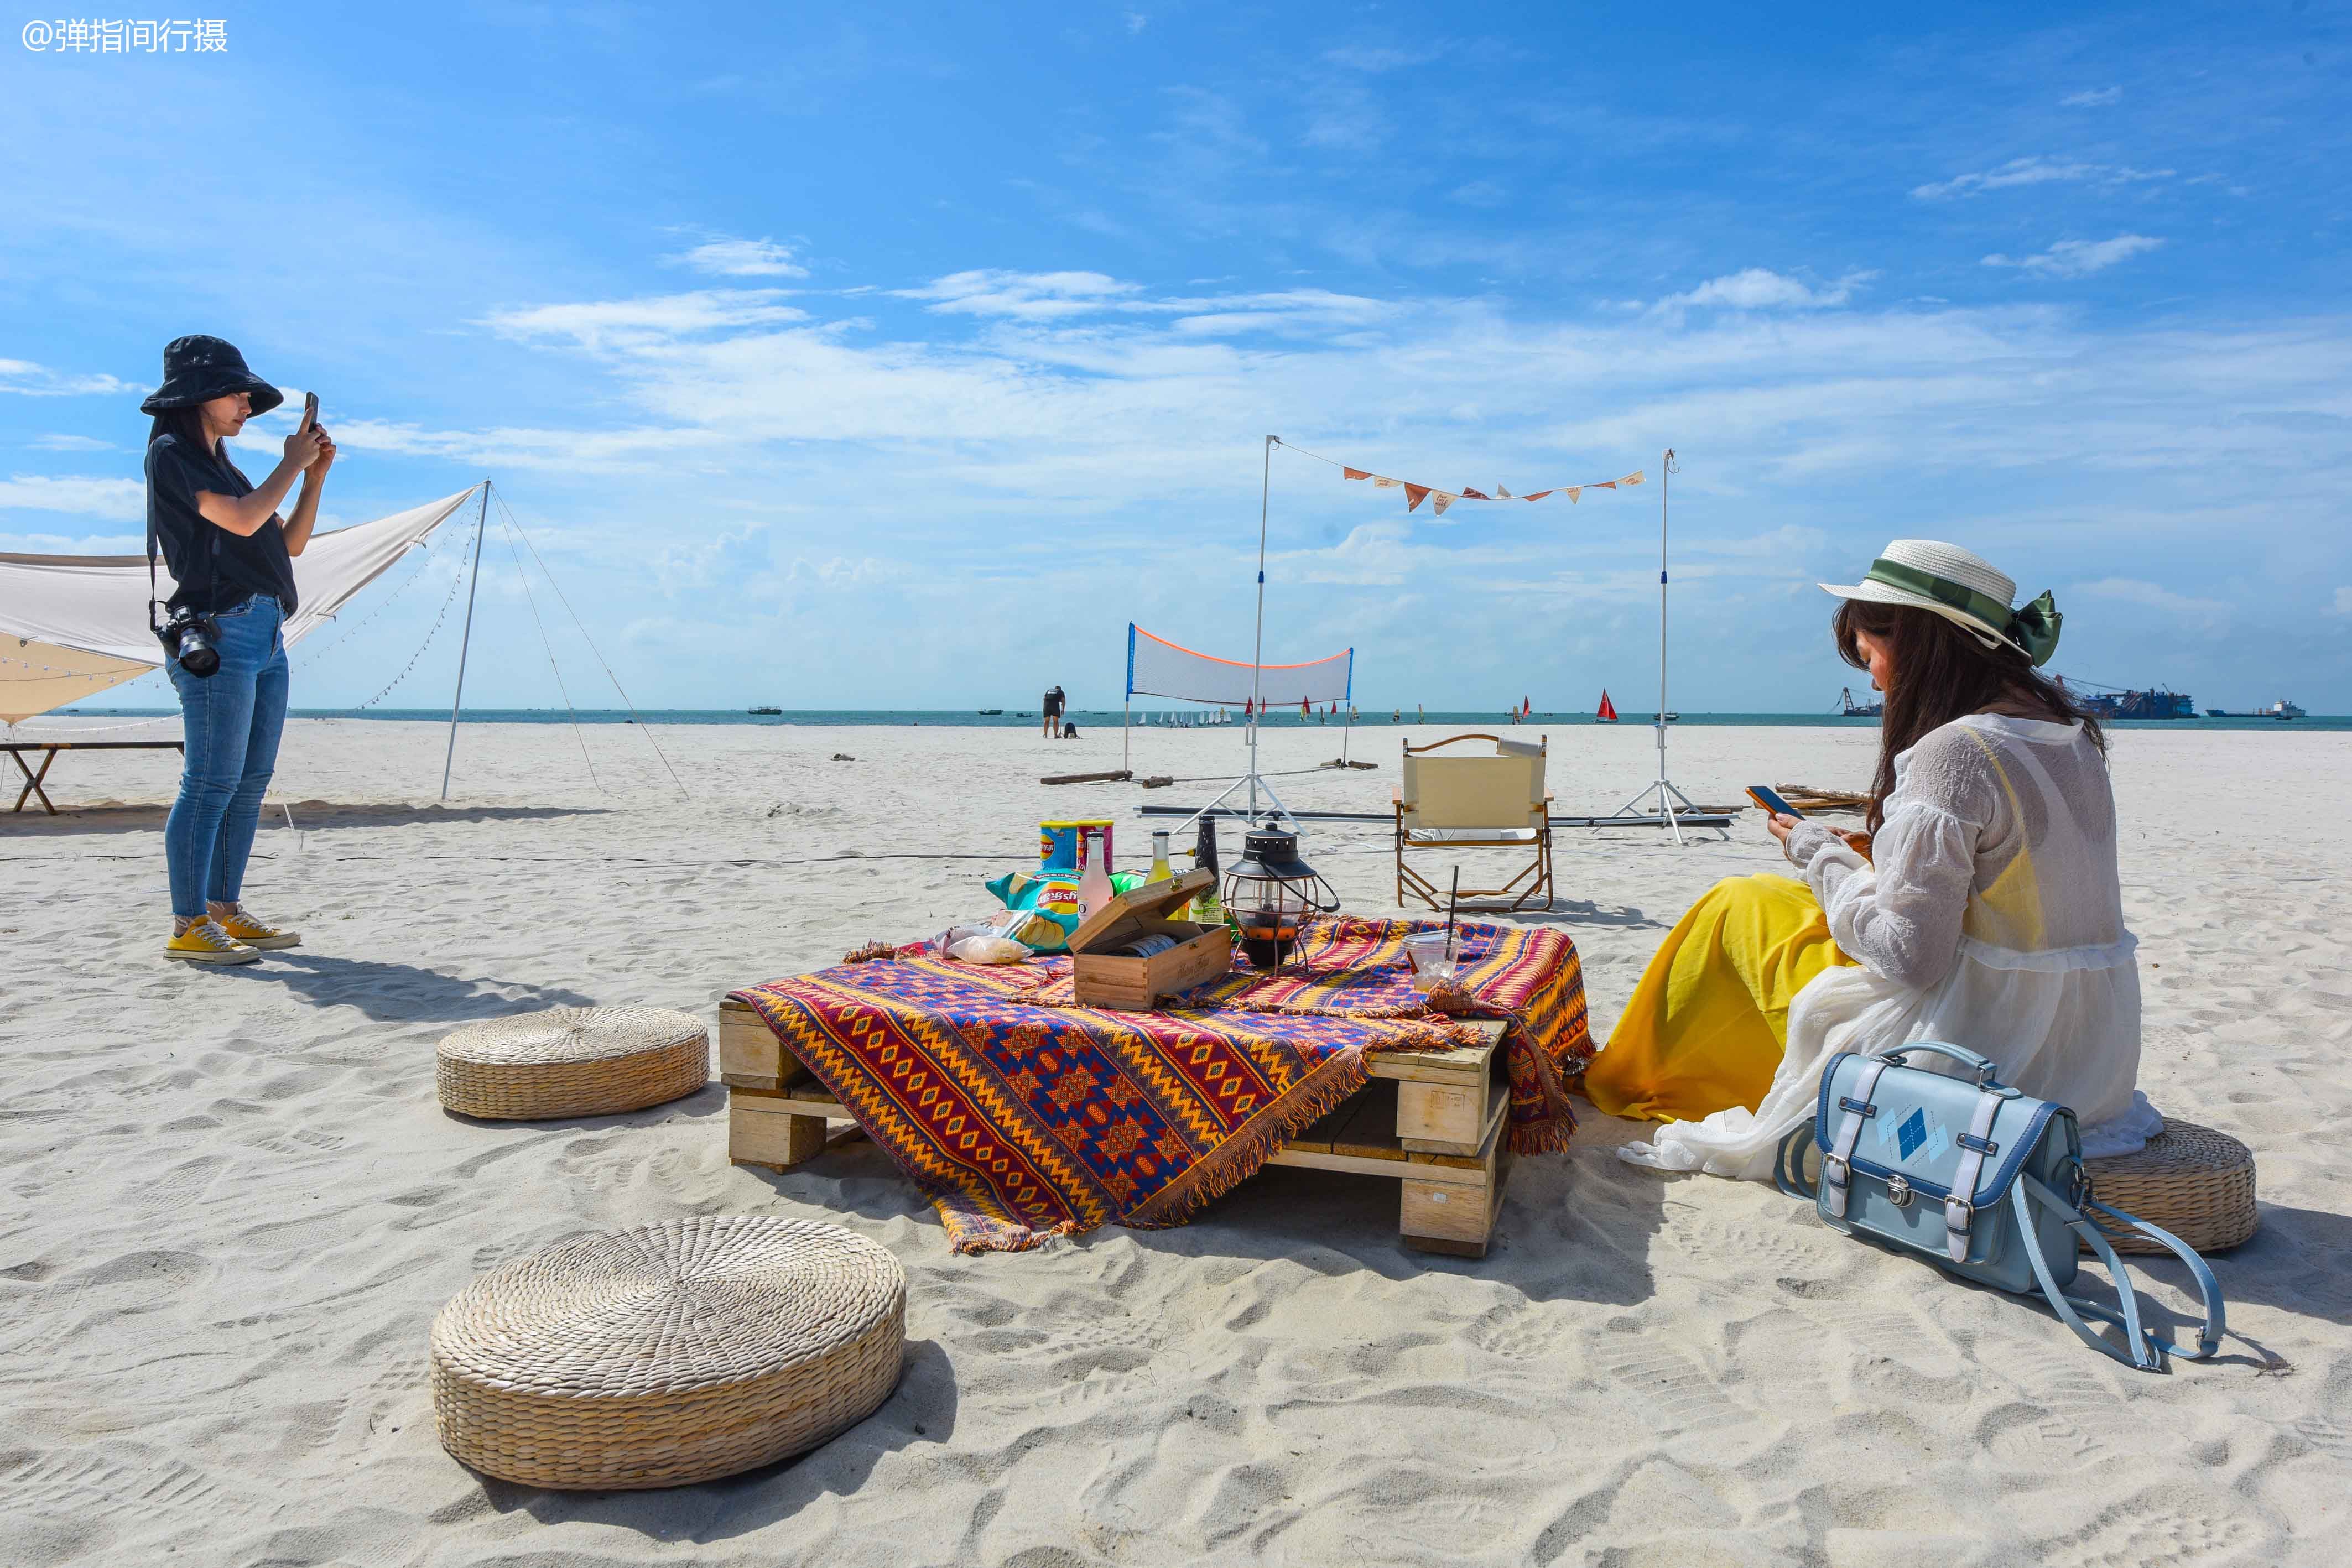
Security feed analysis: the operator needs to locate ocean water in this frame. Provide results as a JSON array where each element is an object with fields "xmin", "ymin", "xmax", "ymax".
[{"xmin": 45, "ymin": 707, "xmax": 2352, "ymax": 731}]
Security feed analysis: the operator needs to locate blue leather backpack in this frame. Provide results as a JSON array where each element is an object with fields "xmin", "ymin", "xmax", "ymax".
[{"xmin": 1776, "ymin": 1041, "xmax": 2225, "ymax": 1371}]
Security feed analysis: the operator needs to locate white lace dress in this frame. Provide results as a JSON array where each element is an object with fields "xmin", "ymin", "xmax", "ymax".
[{"xmin": 1621, "ymin": 713, "xmax": 2163, "ymax": 1180}]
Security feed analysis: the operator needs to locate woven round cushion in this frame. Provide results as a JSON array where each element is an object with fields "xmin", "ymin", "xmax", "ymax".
[
  {"xmin": 2084, "ymin": 1118, "xmax": 2258, "ymax": 1255},
  {"xmin": 436, "ymin": 1006, "xmax": 708, "ymax": 1121},
  {"xmin": 430, "ymin": 1216, "xmax": 906, "ymax": 1489}
]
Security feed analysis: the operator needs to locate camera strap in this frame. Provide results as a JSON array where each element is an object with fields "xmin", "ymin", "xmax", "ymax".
[{"xmin": 146, "ymin": 507, "xmax": 163, "ymax": 635}]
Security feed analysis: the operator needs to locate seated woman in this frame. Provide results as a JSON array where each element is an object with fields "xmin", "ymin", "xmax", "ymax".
[{"xmin": 1585, "ymin": 539, "xmax": 2161, "ymax": 1178}]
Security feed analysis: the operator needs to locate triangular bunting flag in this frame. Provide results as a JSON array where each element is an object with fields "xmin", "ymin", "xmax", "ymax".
[
  {"xmin": 1566, "ymin": 487, "xmax": 1581, "ymax": 503},
  {"xmin": 1460, "ymin": 487, "xmax": 1490, "ymax": 501},
  {"xmin": 1522, "ymin": 490, "xmax": 1552, "ymax": 501},
  {"xmin": 1430, "ymin": 492, "xmax": 1458, "ymax": 515},
  {"xmin": 1404, "ymin": 483, "xmax": 1430, "ymax": 511},
  {"xmin": 1496, "ymin": 485, "xmax": 1513, "ymax": 498},
  {"xmin": 1620, "ymin": 471, "xmax": 1645, "ymax": 486},
  {"xmin": 1594, "ymin": 480, "xmax": 1616, "ymax": 491},
  {"xmin": 1372, "ymin": 476, "xmax": 1400, "ymax": 488},
  {"xmin": 1344, "ymin": 467, "xmax": 1371, "ymax": 480}
]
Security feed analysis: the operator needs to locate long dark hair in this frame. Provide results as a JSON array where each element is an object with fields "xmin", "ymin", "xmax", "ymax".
[
  {"xmin": 1834, "ymin": 598, "xmax": 2102, "ymax": 833},
  {"xmin": 148, "ymin": 408, "xmax": 252, "ymax": 486}
]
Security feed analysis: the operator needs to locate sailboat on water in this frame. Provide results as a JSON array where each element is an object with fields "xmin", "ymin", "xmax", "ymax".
[{"xmin": 1596, "ymin": 690, "xmax": 1619, "ymax": 723}]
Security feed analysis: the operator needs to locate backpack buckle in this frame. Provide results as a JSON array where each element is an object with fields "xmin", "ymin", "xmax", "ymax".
[{"xmin": 1885, "ymin": 1174, "xmax": 1914, "ymax": 1208}]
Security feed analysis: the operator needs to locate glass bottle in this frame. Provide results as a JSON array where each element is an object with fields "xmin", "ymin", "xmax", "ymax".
[
  {"xmin": 1148, "ymin": 830, "xmax": 1173, "ymax": 885},
  {"xmin": 1190, "ymin": 819, "xmax": 1225, "ymax": 925},
  {"xmin": 1076, "ymin": 824, "xmax": 1114, "ymax": 919}
]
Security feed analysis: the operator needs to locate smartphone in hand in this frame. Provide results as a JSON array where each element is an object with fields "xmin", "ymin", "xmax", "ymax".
[
  {"xmin": 1747, "ymin": 784, "xmax": 1802, "ymax": 818},
  {"xmin": 302, "ymin": 390, "xmax": 319, "ymax": 430}
]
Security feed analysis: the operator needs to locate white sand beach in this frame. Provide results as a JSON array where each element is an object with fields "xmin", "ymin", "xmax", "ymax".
[{"xmin": 4, "ymin": 716, "xmax": 2349, "ymax": 1566}]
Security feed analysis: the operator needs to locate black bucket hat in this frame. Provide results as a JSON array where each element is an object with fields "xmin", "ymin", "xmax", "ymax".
[{"xmin": 139, "ymin": 334, "xmax": 284, "ymax": 416}]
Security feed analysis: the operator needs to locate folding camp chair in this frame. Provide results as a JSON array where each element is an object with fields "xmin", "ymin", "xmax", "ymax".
[{"xmin": 1393, "ymin": 734, "xmax": 1555, "ymax": 912}]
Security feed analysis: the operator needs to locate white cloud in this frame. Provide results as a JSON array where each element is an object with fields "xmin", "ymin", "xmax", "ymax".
[
  {"xmin": 483, "ymin": 289, "xmax": 808, "ymax": 350},
  {"xmin": 1912, "ymin": 157, "xmax": 2171, "ymax": 200},
  {"xmin": 669, "ymin": 236, "xmax": 808, "ymax": 278},
  {"xmin": 1123, "ymin": 11, "xmax": 1147, "ymax": 34},
  {"xmin": 1649, "ymin": 268, "xmax": 1877, "ymax": 319},
  {"xmin": 2074, "ymin": 577, "xmax": 2233, "ymax": 629},
  {"xmin": 1982, "ymin": 235, "xmax": 2164, "ymax": 278},
  {"xmin": 0, "ymin": 474, "xmax": 146, "ymax": 520},
  {"xmin": 2061, "ymin": 87, "xmax": 2123, "ymax": 107},
  {"xmin": 29, "ymin": 433, "xmax": 114, "ymax": 451},
  {"xmin": 2330, "ymin": 586, "xmax": 2352, "ymax": 618},
  {"xmin": 0, "ymin": 360, "xmax": 131, "ymax": 397},
  {"xmin": 892, "ymin": 269, "xmax": 1141, "ymax": 320}
]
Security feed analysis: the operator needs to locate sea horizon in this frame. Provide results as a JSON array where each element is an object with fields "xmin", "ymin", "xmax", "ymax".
[{"xmin": 30, "ymin": 706, "xmax": 2351, "ymax": 731}]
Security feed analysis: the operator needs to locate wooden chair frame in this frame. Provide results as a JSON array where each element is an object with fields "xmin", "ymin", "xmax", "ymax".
[{"xmin": 1392, "ymin": 733, "xmax": 1556, "ymax": 913}]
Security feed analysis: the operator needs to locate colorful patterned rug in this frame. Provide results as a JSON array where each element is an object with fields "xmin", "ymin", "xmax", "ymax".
[{"xmin": 731, "ymin": 916, "xmax": 1590, "ymax": 1253}]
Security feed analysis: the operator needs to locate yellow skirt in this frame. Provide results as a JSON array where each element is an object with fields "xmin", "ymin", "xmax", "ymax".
[{"xmin": 1583, "ymin": 873, "xmax": 1856, "ymax": 1123}]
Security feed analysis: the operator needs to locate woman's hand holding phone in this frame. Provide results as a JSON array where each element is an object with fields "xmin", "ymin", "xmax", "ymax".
[
  {"xmin": 288, "ymin": 392, "xmax": 332, "ymax": 475},
  {"xmin": 283, "ymin": 398, "xmax": 322, "ymax": 471}
]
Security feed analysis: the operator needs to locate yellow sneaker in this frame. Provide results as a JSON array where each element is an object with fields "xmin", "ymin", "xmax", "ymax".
[
  {"xmin": 210, "ymin": 905, "xmax": 302, "ymax": 950},
  {"xmin": 166, "ymin": 920, "xmax": 262, "ymax": 965}
]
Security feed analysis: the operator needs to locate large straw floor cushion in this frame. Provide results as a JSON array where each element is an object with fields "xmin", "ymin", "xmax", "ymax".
[
  {"xmin": 2084, "ymin": 1118, "xmax": 2258, "ymax": 1256},
  {"xmin": 430, "ymin": 1216, "xmax": 907, "ymax": 1489},
  {"xmin": 436, "ymin": 1005, "xmax": 709, "ymax": 1120}
]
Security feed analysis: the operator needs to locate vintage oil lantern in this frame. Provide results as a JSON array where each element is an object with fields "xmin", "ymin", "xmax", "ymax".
[{"xmin": 1222, "ymin": 826, "xmax": 1339, "ymax": 971}]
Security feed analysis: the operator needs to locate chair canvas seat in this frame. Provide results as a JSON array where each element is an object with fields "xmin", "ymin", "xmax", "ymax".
[
  {"xmin": 1393, "ymin": 734, "xmax": 1556, "ymax": 912},
  {"xmin": 1399, "ymin": 826, "xmax": 1542, "ymax": 845}
]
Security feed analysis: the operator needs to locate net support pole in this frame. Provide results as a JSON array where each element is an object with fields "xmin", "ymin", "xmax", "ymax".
[
  {"xmin": 1122, "ymin": 696, "xmax": 1130, "ymax": 774},
  {"xmin": 1248, "ymin": 434, "xmax": 1273, "ymax": 821},
  {"xmin": 439, "ymin": 481, "xmax": 490, "ymax": 801},
  {"xmin": 1612, "ymin": 449, "xmax": 1715, "ymax": 842}
]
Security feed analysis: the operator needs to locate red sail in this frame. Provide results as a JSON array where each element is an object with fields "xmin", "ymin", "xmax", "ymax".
[{"xmin": 1598, "ymin": 690, "xmax": 1618, "ymax": 722}]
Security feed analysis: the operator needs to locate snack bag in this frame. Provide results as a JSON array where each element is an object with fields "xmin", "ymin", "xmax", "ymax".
[{"xmin": 984, "ymin": 868, "xmax": 1144, "ymax": 951}]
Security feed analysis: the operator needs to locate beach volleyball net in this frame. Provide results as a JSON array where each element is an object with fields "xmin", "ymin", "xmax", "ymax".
[{"xmin": 1125, "ymin": 624, "xmax": 1352, "ymax": 708}]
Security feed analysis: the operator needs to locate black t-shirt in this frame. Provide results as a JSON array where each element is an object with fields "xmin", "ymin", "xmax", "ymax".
[
  {"xmin": 1043, "ymin": 687, "xmax": 1064, "ymax": 713},
  {"xmin": 145, "ymin": 433, "xmax": 299, "ymax": 616}
]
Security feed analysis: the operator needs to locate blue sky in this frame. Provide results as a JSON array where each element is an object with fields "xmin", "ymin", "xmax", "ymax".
[{"xmin": 3, "ymin": 2, "xmax": 2348, "ymax": 714}]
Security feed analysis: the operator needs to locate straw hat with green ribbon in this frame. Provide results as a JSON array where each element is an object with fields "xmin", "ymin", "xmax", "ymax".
[{"xmin": 1819, "ymin": 539, "xmax": 2062, "ymax": 667}]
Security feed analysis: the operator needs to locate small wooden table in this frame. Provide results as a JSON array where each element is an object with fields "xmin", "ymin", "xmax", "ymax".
[
  {"xmin": 3, "ymin": 740, "xmax": 185, "ymax": 815},
  {"xmin": 718, "ymin": 997, "xmax": 1516, "ymax": 1259}
]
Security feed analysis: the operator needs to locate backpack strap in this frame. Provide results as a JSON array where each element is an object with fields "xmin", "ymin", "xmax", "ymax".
[
  {"xmin": 1820, "ymin": 1057, "xmax": 1889, "ymax": 1219},
  {"xmin": 2012, "ymin": 1168, "xmax": 2227, "ymax": 1369},
  {"xmin": 1943, "ymin": 1087, "xmax": 2006, "ymax": 1262},
  {"xmin": 1775, "ymin": 1122, "xmax": 1819, "ymax": 1201}
]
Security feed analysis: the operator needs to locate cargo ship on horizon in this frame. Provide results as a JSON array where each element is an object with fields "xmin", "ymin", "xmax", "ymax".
[
  {"xmin": 2205, "ymin": 699, "xmax": 2305, "ymax": 720},
  {"xmin": 2064, "ymin": 682, "xmax": 2197, "ymax": 720}
]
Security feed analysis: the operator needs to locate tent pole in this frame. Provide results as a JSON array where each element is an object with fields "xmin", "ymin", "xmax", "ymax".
[
  {"xmin": 439, "ymin": 481, "xmax": 490, "ymax": 801},
  {"xmin": 1247, "ymin": 435, "xmax": 1272, "ymax": 822}
]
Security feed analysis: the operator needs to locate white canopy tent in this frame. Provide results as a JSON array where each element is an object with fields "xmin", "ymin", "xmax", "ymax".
[{"xmin": 0, "ymin": 485, "xmax": 481, "ymax": 726}]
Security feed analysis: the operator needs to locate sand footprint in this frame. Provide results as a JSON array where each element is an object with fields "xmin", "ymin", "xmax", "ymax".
[
  {"xmin": 1, "ymin": 1447, "xmax": 263, "ymax": 1527},
  {"xmin": 131, "ymin": 1153, "xmax": 227, "ymax": 1218},
  {"xmin": 1466, "ymin": 1301, "xmax": 1573, "ymax": 1363},
  {"xmin": 1591, "ymin": 1324, "xmax": 1753, "ymax": 1436},
  {"xmin": 2030, "ymin": 1488, "xmax": 2263, "ymax": 1568}
]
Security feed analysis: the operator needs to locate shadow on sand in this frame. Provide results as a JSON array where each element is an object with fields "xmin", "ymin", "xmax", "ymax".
[
  {"xmin": 214, "ymin": 952, "xmax": 598, "ymax": 1023},
  {"xmin": 732, "ymin": 1112, "xmax": 1667, "ymax": 1313}
]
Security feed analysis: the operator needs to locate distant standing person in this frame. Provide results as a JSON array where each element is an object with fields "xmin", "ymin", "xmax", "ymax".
[
  {"xmin": 1042, "ymin": 684, "xmax": 1065, "ymax": 738},
  {"xmin": 142, "ymin": 336, "xmax": 334, "ymax": 963}
]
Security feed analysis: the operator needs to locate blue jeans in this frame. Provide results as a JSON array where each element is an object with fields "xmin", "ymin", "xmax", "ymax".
[{"xmin": 165, "ymin": 593, "xmax": 289, "ymax": 918}]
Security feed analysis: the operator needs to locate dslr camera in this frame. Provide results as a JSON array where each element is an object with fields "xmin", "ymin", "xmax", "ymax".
[{"xmin": 157, "ymin": 606, "xmax": 221, "ymax": 677}]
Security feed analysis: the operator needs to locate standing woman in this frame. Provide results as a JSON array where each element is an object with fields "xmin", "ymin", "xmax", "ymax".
[
  {"xmin": 1584, "ymin": 540, "xmax": 2163, "ymax": 1176},
  {"xmin": 142, "ymin": 335, "xmax": 335, "ymax": 963}
]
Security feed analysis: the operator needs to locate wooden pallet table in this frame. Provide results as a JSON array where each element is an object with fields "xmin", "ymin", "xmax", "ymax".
[{"xmin": 717, "ymin": 997, "xmax": 1513, "ymax": 1258}]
